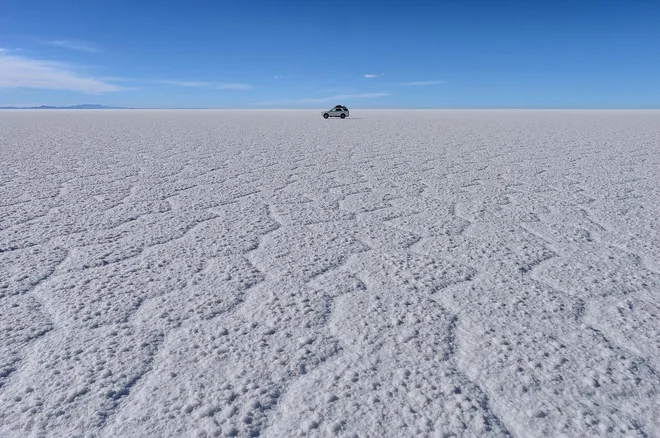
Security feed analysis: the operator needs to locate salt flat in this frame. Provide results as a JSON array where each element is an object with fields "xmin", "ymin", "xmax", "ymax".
[{"xmin": 0, "ymin": 109, "xmax": 659, "ymax": 438}]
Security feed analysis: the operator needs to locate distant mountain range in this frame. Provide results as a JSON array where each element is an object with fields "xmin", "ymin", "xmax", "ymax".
[{"xmin": 0, "ymin": 104, "xmax": 127, "ymax": 109}]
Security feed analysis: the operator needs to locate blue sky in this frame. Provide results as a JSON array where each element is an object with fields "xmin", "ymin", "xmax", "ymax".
[{"xmin": 1, "ymin": 0, "xmax": 659, "ymax": 108}]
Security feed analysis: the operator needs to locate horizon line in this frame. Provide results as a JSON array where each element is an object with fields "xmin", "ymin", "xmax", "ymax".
[{"xmin": 2, "ymin": 106, "xmax": 660, "ymax": 111}]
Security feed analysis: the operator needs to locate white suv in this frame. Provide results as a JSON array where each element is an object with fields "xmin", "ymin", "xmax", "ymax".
[{"xmin": 322, "ymin": 105, "xmax": 349, "ymax": 119}]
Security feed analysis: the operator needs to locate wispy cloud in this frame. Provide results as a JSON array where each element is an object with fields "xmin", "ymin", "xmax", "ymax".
[
  {"xmin": 364, "ymin": 74, "xmax": 378, "ymax": 79},
  {"xmin": 254, "ymin": 92, "xmax": 389, "ymax": 106},
  {"xmin": 160, "ymin": 80, "xmax": 252, "ymax": 90},
  {"xmin": 273, "ymin": 75, "xmax": 294, "ymax": 79},
  {"xmin": 48, "ymin": 39, "xmax": 100, "ymax": 53},
  {"xmin": 0, "ymin": 51, "xmax": 123, "ymax": 93},
  {"xmin": 396, "ymin": 80, "xmax": 444, "ymax": 86}
]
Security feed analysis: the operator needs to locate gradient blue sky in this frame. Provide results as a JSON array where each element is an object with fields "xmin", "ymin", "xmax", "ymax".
[{"xmin": 1, "ymin": 0, "xmax": 659, "ymax": 108}]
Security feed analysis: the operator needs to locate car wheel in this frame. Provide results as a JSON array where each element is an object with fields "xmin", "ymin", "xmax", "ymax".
[
  {"xmin": 323, "ymin": 113, "xmax": 329, "ymax": 119},
  {"xmin": 340, "ymin": 113, "xmax": 346, "ymax": 119}
]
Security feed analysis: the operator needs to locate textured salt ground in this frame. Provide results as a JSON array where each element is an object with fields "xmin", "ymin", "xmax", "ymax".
[{"xmin": 0, "ymin": 109, "xmax": 659, "ymax": 438}]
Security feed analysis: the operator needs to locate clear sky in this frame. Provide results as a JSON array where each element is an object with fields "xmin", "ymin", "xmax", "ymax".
[{"xmin": 1, "ymin": 0, "xmax": 659, "ymax": 108}]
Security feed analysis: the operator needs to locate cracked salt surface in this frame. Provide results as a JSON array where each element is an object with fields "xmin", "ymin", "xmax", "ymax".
[{"xmin": 1, "ymin": 109, "xmax": 659, "ymax": 437}]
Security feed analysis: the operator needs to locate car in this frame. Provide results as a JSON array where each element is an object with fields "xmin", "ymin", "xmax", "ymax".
[{"xmin": 322, "ymin": 105, "xmax": 349, "ymax": 119}]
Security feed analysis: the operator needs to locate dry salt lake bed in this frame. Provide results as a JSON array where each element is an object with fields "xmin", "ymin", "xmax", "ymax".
[{"xmin": 1, "ymin": 109, "xmax": 659, "ymax": 438}]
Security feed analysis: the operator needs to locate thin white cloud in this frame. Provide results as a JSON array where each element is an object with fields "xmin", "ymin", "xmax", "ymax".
[
  {"xmin": 364, "ymin": 74, "xmax": 378, "ymax": 79},
  {"xmin": 216, "ymin": 83, "xmax": 252, "ymax": 90},
  {"xmin": 254, "ymin": 92, "xmax": 389, "ymax": 106},
  {"xmin": 273, "ymin": 75, "xmax": 293, "ymax": 79},
  {"xmin": 396, "ymin": 80, "xmax": 444, "ymax": 86},
  {"xmin": 49, "ymin": 39, "xmax": 100, "ymax": 53},
  {"xmin": 98, "ymin": 76, "xmax": 136, "ymax": 83},
  {"xmin": 0, "ymin": 52, "xmax": 123, "ymax": 93}
]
